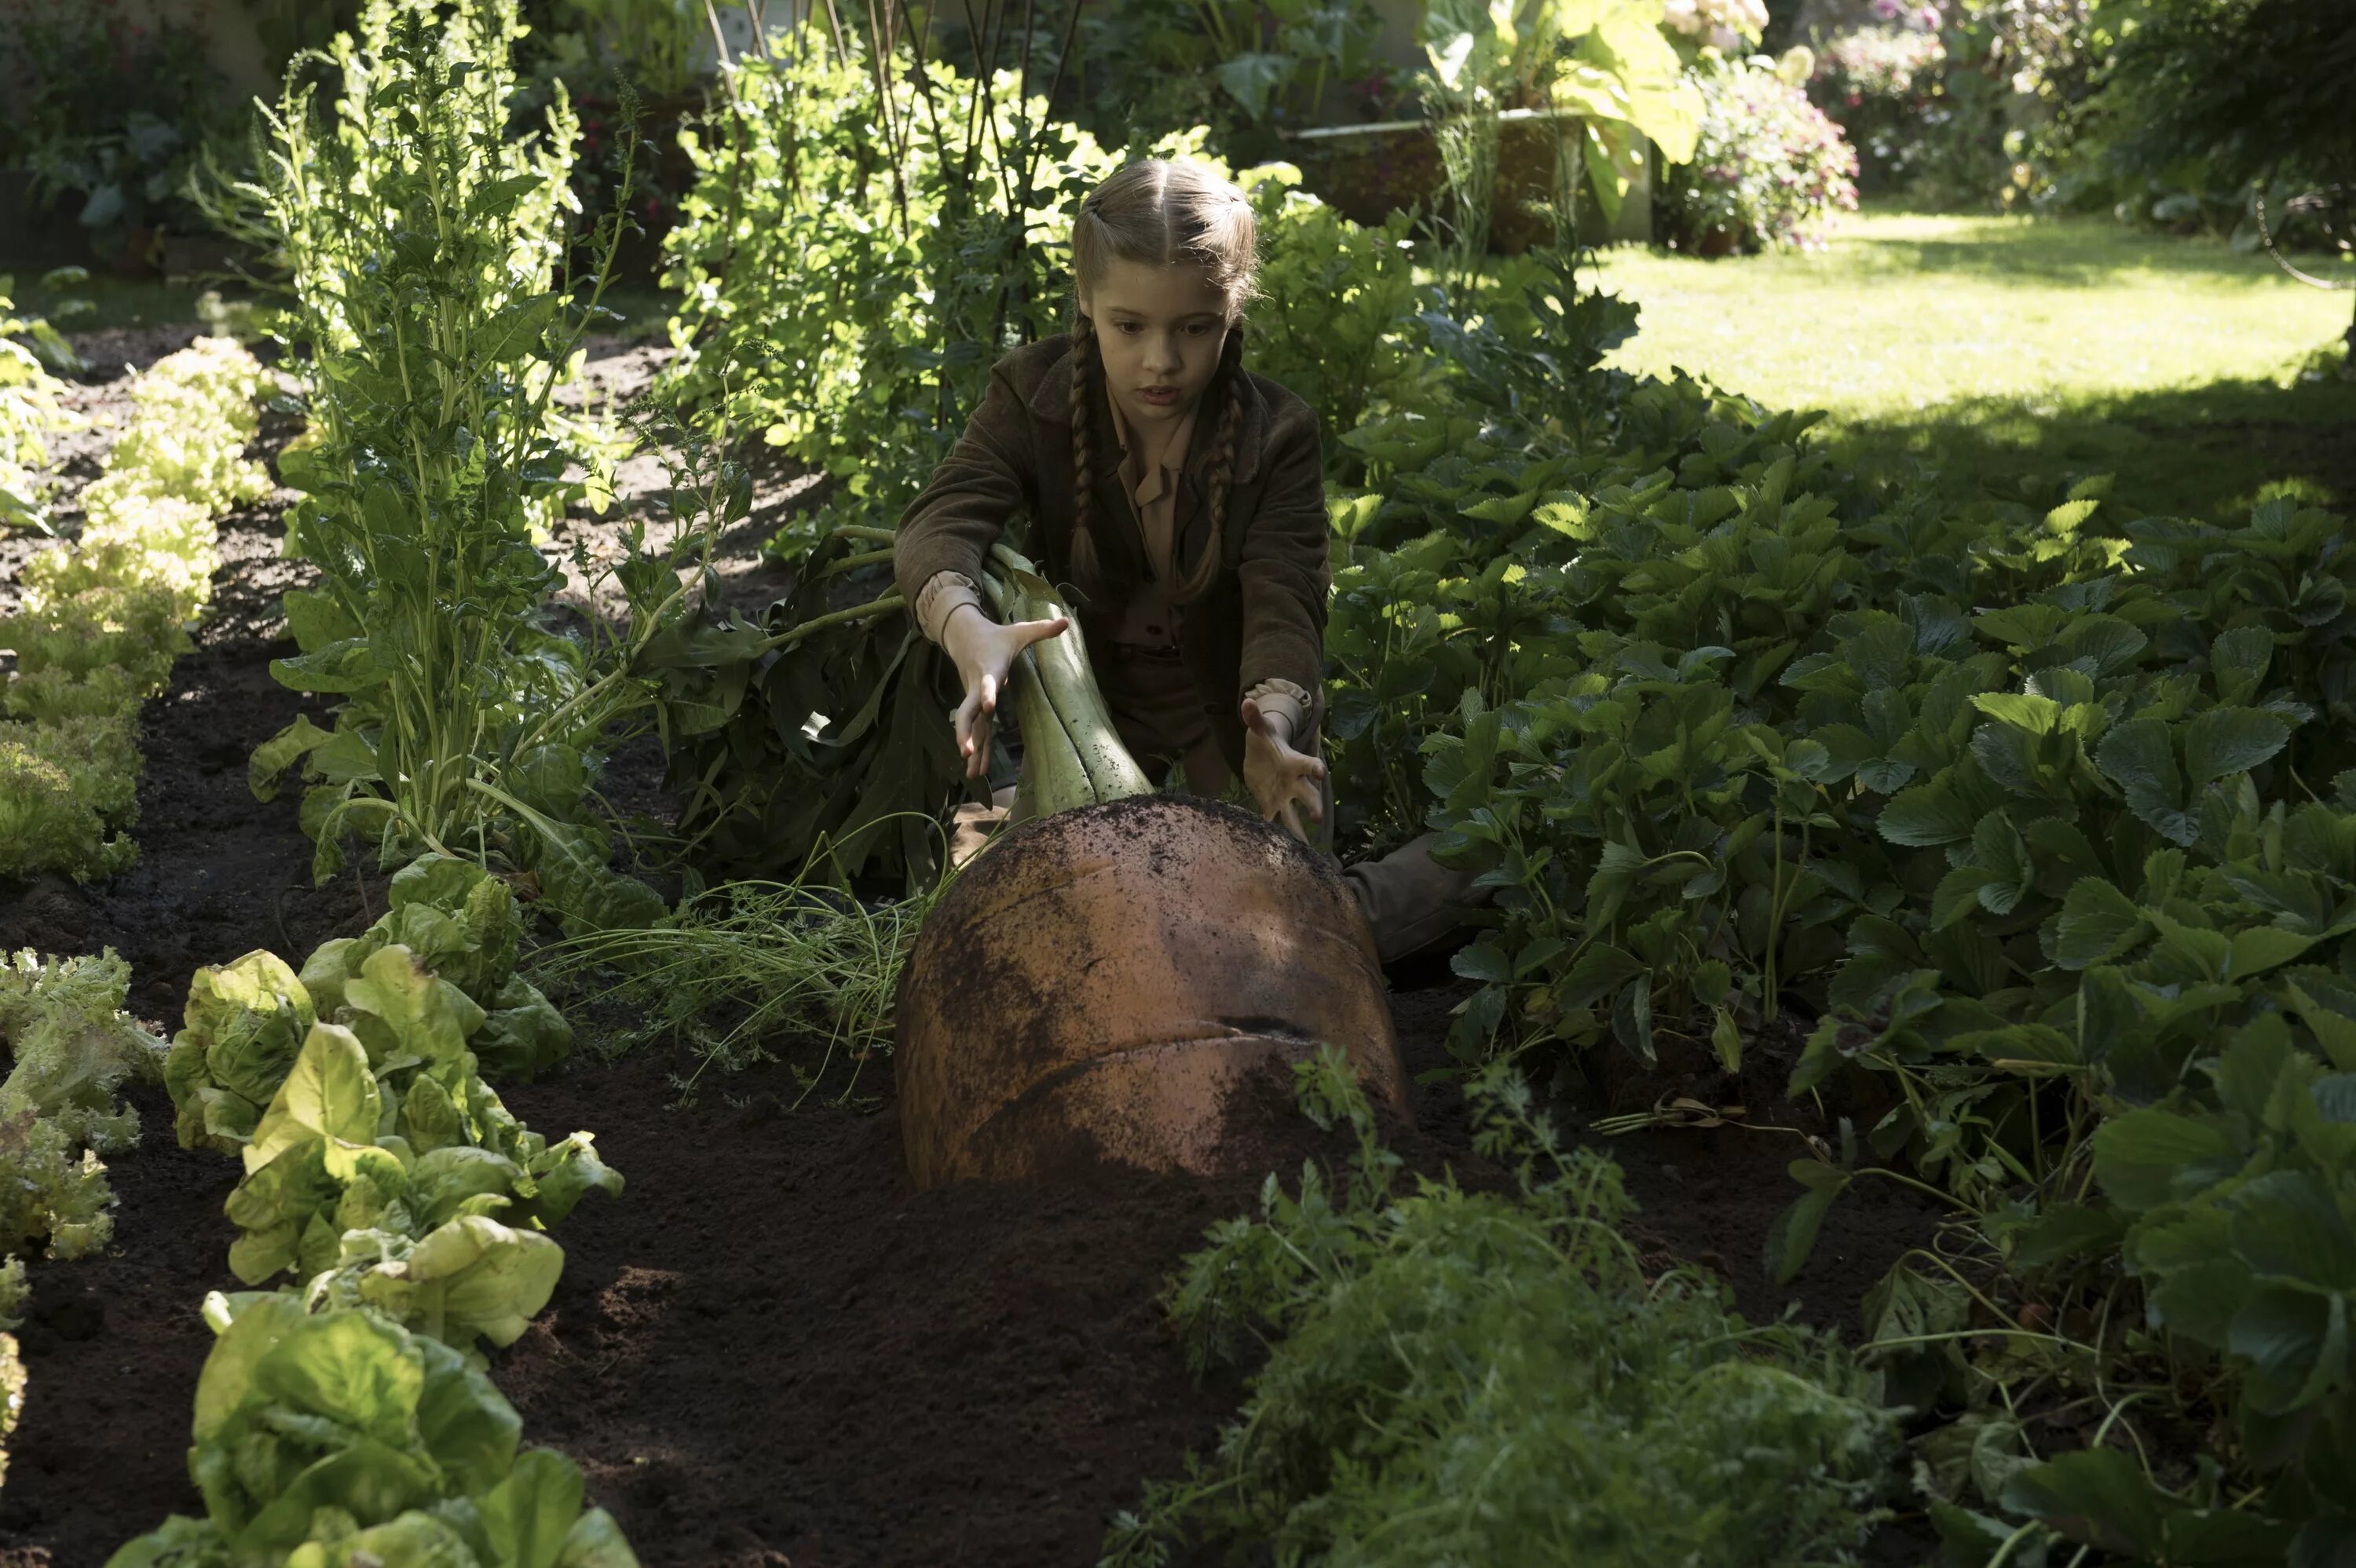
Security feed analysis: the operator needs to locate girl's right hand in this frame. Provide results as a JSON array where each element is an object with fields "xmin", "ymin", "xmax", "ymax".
[{"xmin": 939, "ymin": 604, "xmax": 1070, "ymax": 779}]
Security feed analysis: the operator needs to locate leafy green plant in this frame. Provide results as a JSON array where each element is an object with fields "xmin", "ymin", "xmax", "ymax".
[
  {"xmin": 660, "ymin": 25, "xmax": 1133, "ymax": 547},
  {"xmin": 1416, "ymin": 0, "xmax": 1703, "ymax": 286},
  {"xmin": 0, "ymin": 948, "xmax": 166, "ymax": 1320},
  {"xmin": 1235, "ymin": 169, "xmax": 1428, "ymax": 468},
  {"xmin": 163, "ymin": 855, "xmax": 610, "ymax": 1355},
  {"xmin": 1076, "ymin": 0, "xmax": 1388, "ymax": 153},
  {"xmin": 236, "ymin": 0, "xmax": 682, "ymax": 925},
  {"xmin": 0, "ymin": 275, "xmax": 86, "ymax": 535},
  {"xmin": 0, "ymin": 0, "xmax": 238, "ymax": 247},
  {"xmin": 20, "ymin": 334, "xmax": 270, "ymax": 620},
  {"xmin": 0, "ymin": 337, "xmax": 268, "ymax": 883},
  {"xmin": 1104, "ymin": 1048, "xmax": 1895, "ymax": 1565},
  {"xmin": 171, "ymin": 855, "xmax": 578, "ymax": 1137},
  {"xmin": 106, "ymin": 1293, "xmax": 637, "ymax": 1568}
]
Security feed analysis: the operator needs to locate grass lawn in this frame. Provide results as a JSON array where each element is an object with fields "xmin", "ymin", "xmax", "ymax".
[{"xmin": 1591, "ymin": 209, "xmax": 2356, "ymax": 521}]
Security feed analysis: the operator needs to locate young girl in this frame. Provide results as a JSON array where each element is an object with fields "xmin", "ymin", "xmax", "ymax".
[{"xmin": 892, "ymin": 157, "xmax": 1462, "ymax": 959}]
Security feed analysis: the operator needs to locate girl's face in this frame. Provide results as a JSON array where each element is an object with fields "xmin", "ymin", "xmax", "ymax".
[{"xmin": 1080, "ymin": 258, "xmax": 1231, "ymax": 435}]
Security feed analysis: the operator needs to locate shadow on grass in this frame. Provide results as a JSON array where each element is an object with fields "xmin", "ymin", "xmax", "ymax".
[
  {"xmin": 1802, "ymin": 213, "xmax": 2356, "ymax": 294},
  {"xmin": 1823, "ymin": 367, "xmax": 2356, "ymax": 522}
]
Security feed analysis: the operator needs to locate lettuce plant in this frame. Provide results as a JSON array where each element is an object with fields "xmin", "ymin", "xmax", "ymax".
[
  {"xmin": 0, "ymin": 277, "xmax": 82, "ymax": 535},
  {"xmin": 170, "ymin": 856, "xmax": 573, "ymax": 1164},
  {"xmin": 0, "ymin": 949, "xmax": 167, "ymax": 1321},
  {"xmin": 105, "ymin": 1294, "xmax": 636, "ymax": 1568},
  {"xmin": 0, "ymin": 338, "xmax": 268, "ymax": 884}
]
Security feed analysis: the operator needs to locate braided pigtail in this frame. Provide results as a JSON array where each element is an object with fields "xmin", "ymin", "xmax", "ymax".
[
  {"xmin": 1174, "ymin": 325, "xmax": 1246, "ymax": 603},
  {"xmin": 1066, "ymin": 312, "xmax": 1103, "ymax": 592}
]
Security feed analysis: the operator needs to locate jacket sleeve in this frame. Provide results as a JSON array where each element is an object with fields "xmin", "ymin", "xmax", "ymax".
[
  {"xmin": 1234, "ymin": 411, "xmax": 1330, "ymax": 712},
  {"xmin": 892, "ymin": 360, "xmax": 1037, "ymax": 611}
]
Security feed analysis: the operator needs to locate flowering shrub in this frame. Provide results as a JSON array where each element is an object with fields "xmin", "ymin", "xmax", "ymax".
[
  {"xmin": 1817, "ymin": 24, "xmax": 1946, "ymax": 101},
  {"xmin": 1661, "ymin": 0, "xmax": 1768, "ymax": 55},
  {"xmin": 1656, "ymin": 58, "xmax": 1860, "ymax": 252},
  {"xmin": 1811, "ymin": 26, "xmax": 1948, "ymax": 188},
  {"xmin": 1867, "ymin": 0, "xmax": 1944, "ymax": 31}
]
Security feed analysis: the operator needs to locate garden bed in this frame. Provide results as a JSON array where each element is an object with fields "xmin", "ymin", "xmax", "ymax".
[{"xmin": 0, "ymin": 333, "xmax": 1944, "ymax": 1568}]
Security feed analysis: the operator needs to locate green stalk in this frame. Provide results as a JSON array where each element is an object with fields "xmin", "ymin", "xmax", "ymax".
[
  {"xmin": 979, "ymin": 543, "xmax": 1153, "ymax": 815},
  {"xmin": 1000, "ymin": 567, "xmax": 1152, "ymax": 802}
]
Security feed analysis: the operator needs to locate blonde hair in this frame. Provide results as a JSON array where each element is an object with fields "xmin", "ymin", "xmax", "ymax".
[{"xmin": 1067, "ymin": 159, "xmax": 1259, "ymax": 601}]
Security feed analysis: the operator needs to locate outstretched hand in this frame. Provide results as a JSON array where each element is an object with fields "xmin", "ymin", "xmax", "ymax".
[
  {"xmin": 1241, "ymin": 696, "xmax": 1325, "ymax": 842},
  {"xmin": 941, "ymin": 604, "xmax": 1068, "ymax": 779}
]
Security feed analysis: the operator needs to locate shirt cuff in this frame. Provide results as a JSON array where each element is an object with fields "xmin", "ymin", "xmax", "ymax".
[
  {"xmin": 914, "ymin": 571, "xmax": 985, "ymax": 645},
  {"xmin": 1244, "ymin": 677, "xmax": 1313, "ymax": 744}
]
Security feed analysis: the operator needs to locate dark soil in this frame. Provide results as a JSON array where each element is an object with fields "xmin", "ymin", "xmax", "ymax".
[{"xmin": 0, "ymin": 333, "xmax": 1947, "ymax": 1567}]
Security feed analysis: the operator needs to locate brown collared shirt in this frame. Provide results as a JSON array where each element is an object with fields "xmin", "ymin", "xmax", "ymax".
[{"xmin": 913, "ymin": 383, "xmax": 1312, "ymax": 740}]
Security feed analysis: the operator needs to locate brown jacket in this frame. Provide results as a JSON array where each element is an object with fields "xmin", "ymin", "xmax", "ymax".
[{"xmin": 893, "ymin": 333, "xmax": 1330, "ymax": 777}]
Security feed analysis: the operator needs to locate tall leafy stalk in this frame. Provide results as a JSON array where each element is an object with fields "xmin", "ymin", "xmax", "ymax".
[{"xmin": 242, "ymin": 0, "xmax": 668, "ymax": 928}]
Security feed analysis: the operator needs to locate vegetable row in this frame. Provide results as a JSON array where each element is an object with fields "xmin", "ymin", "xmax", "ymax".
[
  {"xmin": 110, "ymin": 853, "xmax": 638, "ymax": 1567},
  {"xmin": 1, "ymin": 335, "xmax": 269, "ymax": 879},
  {"xmin": 0, "ymin": 948, "xmax": 171, "ymax": 1486}
]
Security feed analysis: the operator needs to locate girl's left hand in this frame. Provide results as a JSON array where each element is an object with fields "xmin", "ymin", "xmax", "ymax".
[{"xmin": 1240, "ymin": 696, "xmax": 1325, "ymax": 842}]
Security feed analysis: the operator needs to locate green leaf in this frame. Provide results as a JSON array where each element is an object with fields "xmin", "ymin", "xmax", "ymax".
[
  {"xmin": 2228, "ymin": 926, "xmax": 2314, "ymax": 981},
  {"xmin": 478, "ymin": 1448, "xmax": 588, "ymax": 1568},
  {"xmin": 478, "ymin": 293, "xmax": 562, "ymax": 364},
  {"xmin": 2010, "ymin": 1204, "xmax": 2126, "ymax": 1269},
  {"xmin": 2094, "ymin": 1109, "xmax": 2242, "ymax": 1212},
  {"xmin": 281, "ymin": 588, "xmax": 362, "ymax": 653},
  {"xmin": 555, "ymin": 1509, "xmax": 641, "ymax": 1568},
  {"xmin": 254, "ymin": 1309, "xmax": 426, "ymax": 1453},
  {"xmin": 1451, "ymin": 941, "xmax": 1511, "ymax": 985},
  {"xmin": 404, "ymin": 1215, "xmax": 565, "ymax": 1350},
  {"xmin": 2208, "ymin": 625, "xmax": 2274, "ymax": 706},
  {"xmin": 521, "ymin": 1132, "xmax": 624, "ymax": 1226},
  {"xmin": 2229, "ymin": 1287, "xmax": 2348, "ymax": 1414},
  {"xmin": 243, "ymin": 1024, "xmax": 382, "ymax": 1177},
  {"xmin": 192, "ymin": 1291, "xmax": 309, "ymax": 1443},
  {"xmin": 2184, "ymin": 707, "xmax": 2290, "ymax": 785},
  {"xmin": 250, "ymin": 715, "xmax": 335, "ymax": 802},
  {"xmin": 2230, "ymin": 1171, "xmax": 2356, "ymax": 1292},
  {"xmin": 1764, "ymin": 1160, "xmax": 1850, "ymax": 1285},
  {"xmin": 175, "ymin": 951, "xmax": 316, "ymax": 1152},
  {"xmin": 2286, "ymin": 979, "xmax": 2356, "ymax": 1072},
  {"xmin": 1880, "ymin": 777, "xmax": 1979, "ymax": 847},
  {"xmin": 1216, "ymin": 51, "xmax": 1293, "ymax": 122},
  {"xmin": 2053, "ymin": 878, "xmax": 2145, "ymax": 970},
  {"xmin": 2001, "ymin": 1447, "xmax": 2164, "ymax": 1558},
  {"xmin": 1959, "ymin": 1023, "xmax": 2079, "ymax": 1070},
  {"xmin": 269, "ymin": 638, "xmax": 393, "ymax": 695},
  {"xmin": 2096, "ymin": 718, "xmax": 2195, "ymax": 844},
  {"xmin": 344, "ymin": 944, "xmax": 476, "ymax": 1073}
]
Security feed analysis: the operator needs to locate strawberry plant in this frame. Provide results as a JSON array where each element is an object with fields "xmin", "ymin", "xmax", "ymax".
[{"xmin": 1304, "ymin": 249, "xmax": 2356, "ymax": 1544}]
